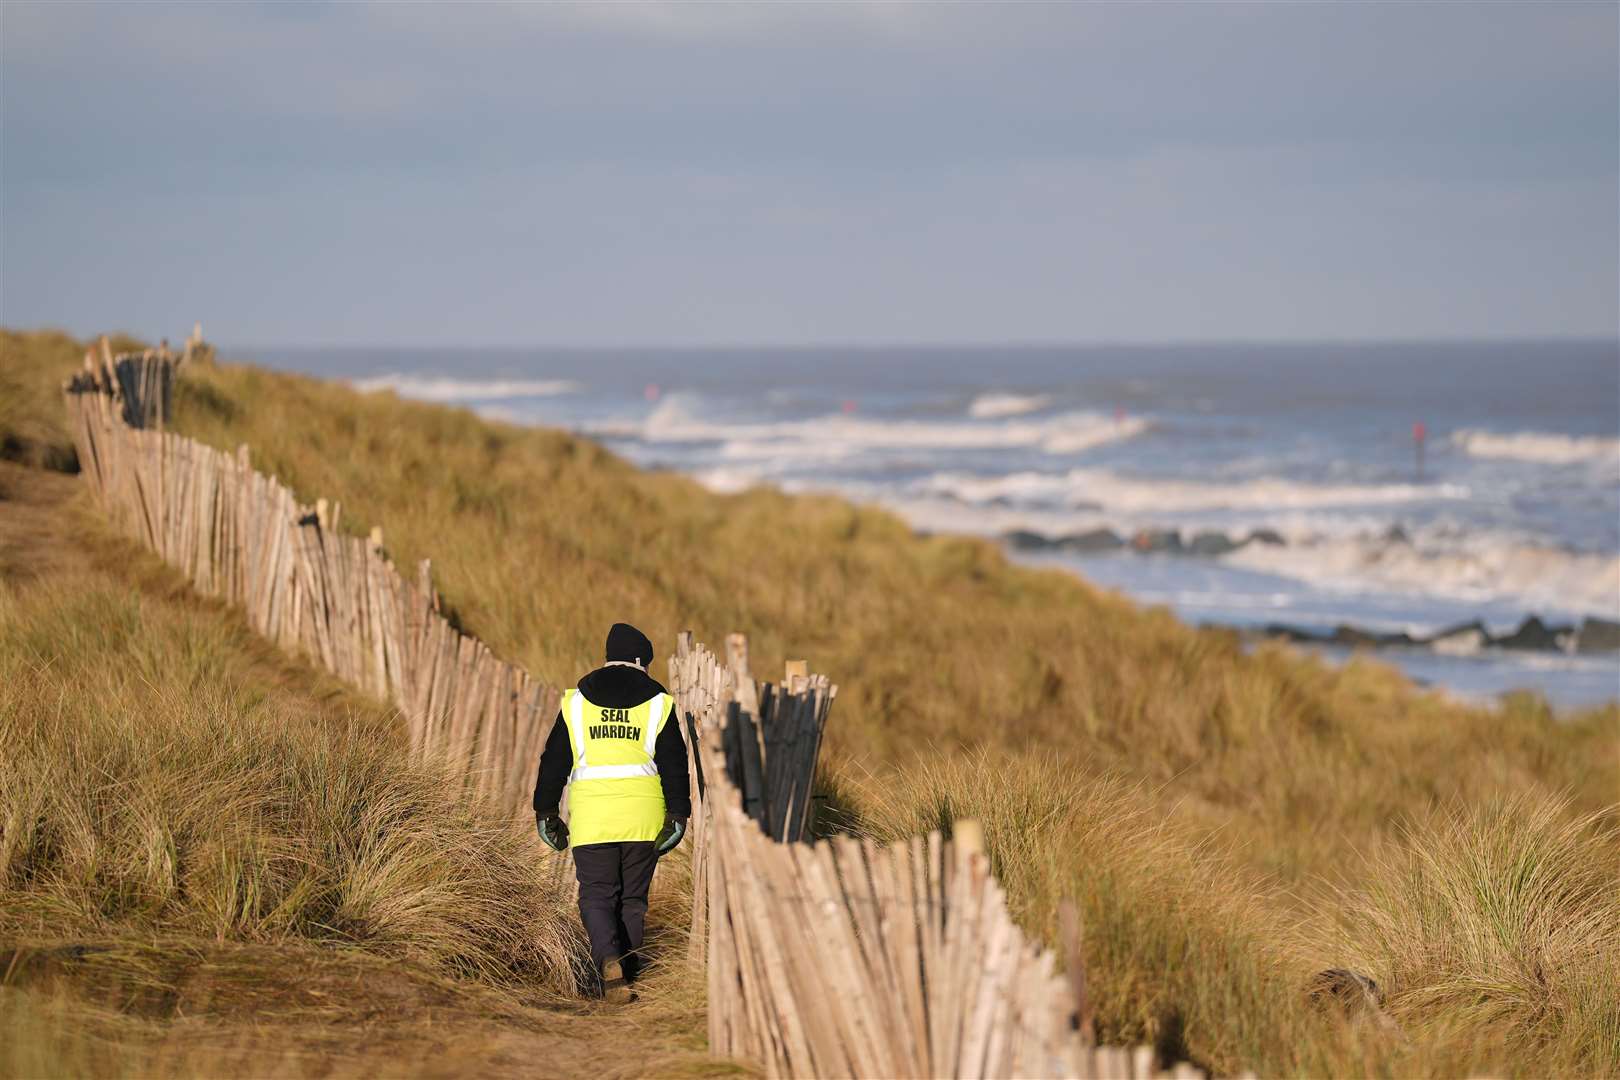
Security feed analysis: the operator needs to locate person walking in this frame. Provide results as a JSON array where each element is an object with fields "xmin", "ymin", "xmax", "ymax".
[{"xmin": 533, "ymin": 622, "xmax": 690, "ymax": 1003}]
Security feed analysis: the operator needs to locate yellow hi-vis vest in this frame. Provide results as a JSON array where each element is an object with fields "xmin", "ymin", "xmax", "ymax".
[{"xmin": 562, "ymin": 688, "xmax": 669, "ymax": 846}]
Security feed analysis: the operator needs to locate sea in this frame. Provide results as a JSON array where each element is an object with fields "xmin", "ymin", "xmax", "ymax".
[{"xmin": 237, "ymin": 341, "xmax": 1620, "ymax": 710}]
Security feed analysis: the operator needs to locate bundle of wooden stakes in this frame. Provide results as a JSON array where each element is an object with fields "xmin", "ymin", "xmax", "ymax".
[
  {"xmin": 62, "ymin": 346, "xmax": 558, "ymax": 816},
  {"xmin": 65, "ymin": 336, "xmax": 179, "ymax": 429},
  {"xmin": 697, "ymin": 663, "xmax": 1215, "ymax": 1080},
  {"xmin": 714, "ymin": 634, "xmax": 834, "ymax": 844},
  {"xmin": 668, "ymin": 632, "xmax": 835, "ymax": 963}
]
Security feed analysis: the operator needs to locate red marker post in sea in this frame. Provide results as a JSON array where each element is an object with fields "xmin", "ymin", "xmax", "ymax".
[{"xmin": 1413, "ymin": 420, "xmax": 1427, "ymax": 479}]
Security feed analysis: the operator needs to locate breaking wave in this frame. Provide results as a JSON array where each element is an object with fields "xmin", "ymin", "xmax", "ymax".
[
  {"xmin": 596, "ymin": 395, "xmax": 1148, "ymax": 456},
  {"xmin": 689, "ymin": 465, "xmax": 1620, "ymax": 618},
  {"xmin": 693, "ymin": 466, "xmax": 765, "ymax": 495},
  {"xmin": 968, "ymin": 392, "xmax": 1051, "ymax": 419},
  {"xmin": 1225, "ymin": 535, "xmax": 1620, "ymax": 619},
  {"xmin": 350, "ymin": 373, "xmax": 580, "ymax": 402},
  {"xmin": 914, "ymin": 468, "xmax": 1468, "ymax": 513},
  {"xmin": 1452, "ymin": 428, "xmax": 1620, "ymax": 467}
]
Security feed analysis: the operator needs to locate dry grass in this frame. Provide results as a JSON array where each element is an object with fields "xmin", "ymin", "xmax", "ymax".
[
  {"xmin": 145, "ymin": 348, "xmax": 1618, "ymax": 887},
  {"xmin": 0, "ymin": 450, "xmax": 713, "ymax": 1077},
  {"xmin": 4, "ymin": 329, "xmax": 1618, "ymax": 1077},
  {"xmin": 849, "ymin": 750, "xmax": 1620, "ymax": 1077},
  {"xmin": 848, "ymin": 748, "xmax": 1325, "ymax": 1075},
  {"xmin": 1315, "ymin": 795, "xmax": 1620, "ymax": 1075},
  {"xmin": 0, "ymin": 574, "xmax": 585, "ymax": 988},
  {"xmin": 0, "ymin": 328, "xmax": 142, "ymax": 470}
]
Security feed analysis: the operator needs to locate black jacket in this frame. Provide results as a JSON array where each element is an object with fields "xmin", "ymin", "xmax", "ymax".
[{"xmin": 532, "ymin": 664, "xmax": 692, "ymax": 820}]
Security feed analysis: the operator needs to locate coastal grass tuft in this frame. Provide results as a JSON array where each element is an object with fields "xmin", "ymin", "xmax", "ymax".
[
  {"xmin": 0, "ymin": 575, "xmax": 585, "ymax": 990},
  {"xmin": 0, "ymin": 327, "xmax": 144, "ymax": 470},
  {"xmin": 1316, "ymin": 794, "xmax": 1620, "ymax": 1075},
  {"xmin": 851, "ymin": 749, "xmax": 1620, "ymax": 1077}
]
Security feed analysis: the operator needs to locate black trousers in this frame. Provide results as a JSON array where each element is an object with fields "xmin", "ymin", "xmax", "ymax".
[{"xmin": 572, "ymin": 841, "xmax": 659, "ymax": 976}]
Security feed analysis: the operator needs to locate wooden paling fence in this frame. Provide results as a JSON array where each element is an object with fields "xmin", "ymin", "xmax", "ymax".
[
  {"xmin": 668, "ymin": 632, "xmax": 736, "ymax": 962},
  {"xmin": 692, "ymin": 639, "xmax": 1213, "ymax": 1079},
  {"xmin": 63, "ymin": 348, "xmax": 558, "ymax": 814}
]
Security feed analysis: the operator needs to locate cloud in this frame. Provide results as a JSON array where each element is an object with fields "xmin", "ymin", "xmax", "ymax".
[
  {"xmin": 1, "ymin": 1, "xmax": 1614, "ymax": 343},
  {"xmin": 503, "ymin": 0, "xmax": 929, "ymax": 41}
]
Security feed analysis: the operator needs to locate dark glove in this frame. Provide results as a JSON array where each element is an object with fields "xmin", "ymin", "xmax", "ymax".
[
  {"xmin": 536, "ymin": 810, "xmax": 569, "ymax": 852},
  {"xmin": 654, "ymin": 815, "xmax": 687, "ymax": 855}
]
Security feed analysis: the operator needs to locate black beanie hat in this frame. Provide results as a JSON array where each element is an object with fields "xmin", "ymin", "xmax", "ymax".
[{"xmin": 605, "ymin": 622, "xmax": 654, "ymax": 666}]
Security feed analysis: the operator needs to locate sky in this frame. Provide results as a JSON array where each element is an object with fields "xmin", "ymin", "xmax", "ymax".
[{"xmin": 2, "ymin": 1, "xmax": 1616, "ymax": 347}]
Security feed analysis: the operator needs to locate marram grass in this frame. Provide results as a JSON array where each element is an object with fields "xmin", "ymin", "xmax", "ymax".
[
  {"xmin": 150, "ymin": 354, "xmax": 1617, "ymax": 894},
  {"xmin": 845, "ymin": 748, "xmax": 1620, "ymax": 1077},
  {"xmin": 0, "ymin": 493, "xmax": 712, "ymax": 1074},
  {"xmin": 0, "ymin": 576, "xmax": 585, "ymax": 990},
  {"xmin": 3, "ymin": 329, "xmax": 1617, "ymax": 1077},
  {"xmin": 1318, "ymin": 794, "xmax": 1620, "ymax": 1075}
]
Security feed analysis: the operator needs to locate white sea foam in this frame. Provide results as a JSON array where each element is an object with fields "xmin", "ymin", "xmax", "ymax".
[
  {"xmin": 601, "ymin": 396, "xmax": 1148, "ymax": 456},
  {"xmin": 716, "ymin": 438, "xmax": 857, "ymax": 465},
  {"xmin": 693, "ymin": 466, "xmax": 765, "ymax": 494},
  {"xmin": 968, "ymin": 392, "xmax": 1051, "ymax": 419},
  {"xmin": 1225, "ymin": 535, "xmax": 1620, "ymax": 619},
  {"xmin": 351, "ymin": 373, "xmax": 580, "ymax": 402},
  {"xmin": 914, "ymin": 468, "xmax": 1468, "ymax": 513},
  {"xmin": 1452, "ymin": 428, "xmax": 1620, "ymax": 467},
  {"xmin": 1043, "ymin": 422, "xmax": 1151, "ymax": 454},
  {"xmin": 680, "ymin": 459, "xmax": 1620, "ymax": 619}
]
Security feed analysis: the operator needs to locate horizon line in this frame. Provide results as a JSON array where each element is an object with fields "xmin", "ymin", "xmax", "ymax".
[{"xmin": 224, "ymin": 333, "xmax": 1620, "ymax": 352}]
